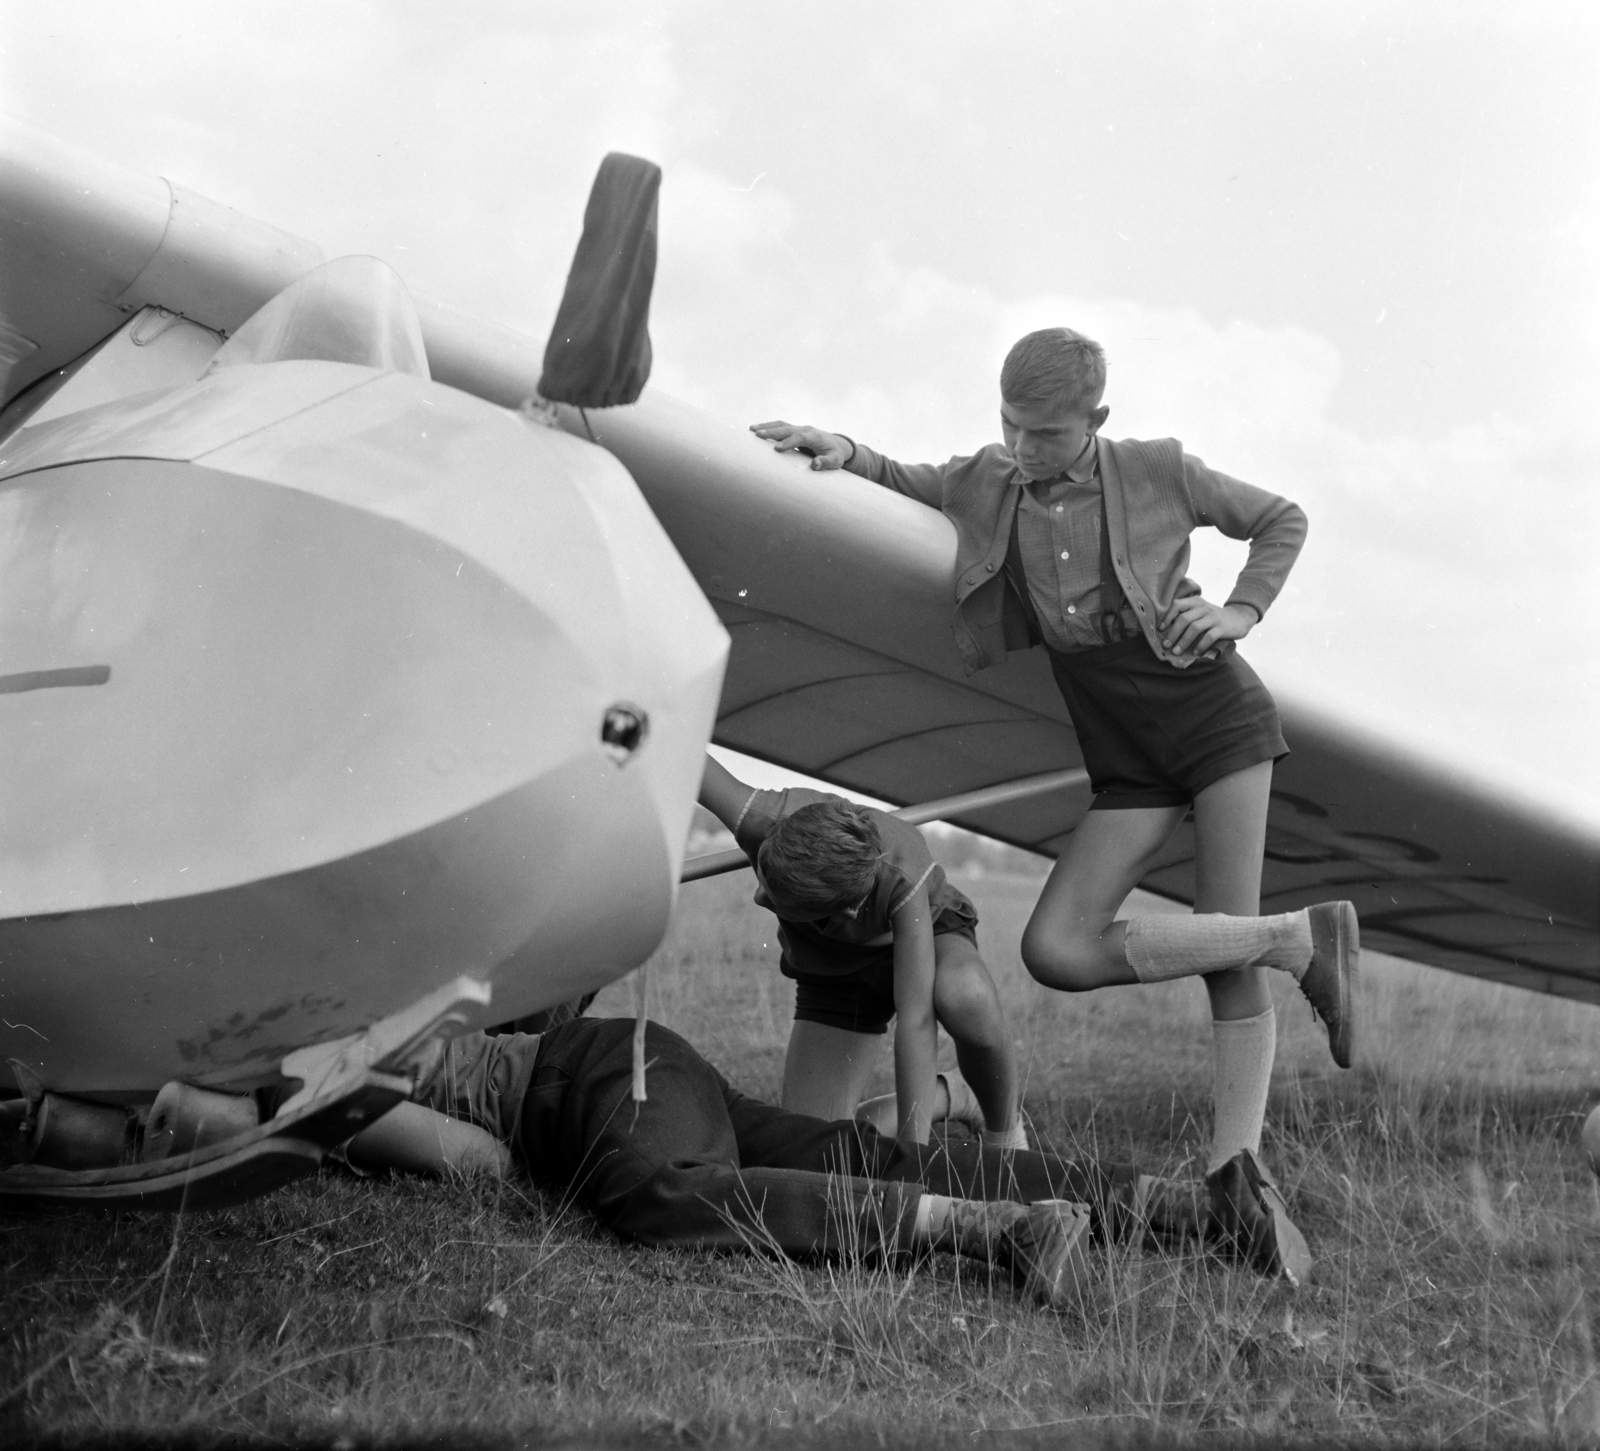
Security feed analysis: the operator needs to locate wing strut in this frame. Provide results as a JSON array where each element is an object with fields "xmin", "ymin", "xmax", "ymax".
[{"xmin": 680, "ymin": 767, "xmax": 1088, "ymax": 883}]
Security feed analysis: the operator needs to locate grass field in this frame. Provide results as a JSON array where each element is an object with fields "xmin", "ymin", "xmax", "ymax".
[{"xmin": 6, "ymin": 855, "xmax": 1600, "ymax": 1448}]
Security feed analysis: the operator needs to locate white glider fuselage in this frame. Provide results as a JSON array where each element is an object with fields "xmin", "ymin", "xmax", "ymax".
[{"xmin": 0, "ymin": 122, "xmax": 727, "ymax": 1095}]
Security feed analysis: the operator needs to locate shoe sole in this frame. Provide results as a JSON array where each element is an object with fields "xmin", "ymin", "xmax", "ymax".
[
  {"xmin": 1307, "ymin": 901, "xmax": 1359, "ymax": 1069},
  {"xmin": 1257, "ymin": 1179, "xmax": 1312, "ymax": 1288}
]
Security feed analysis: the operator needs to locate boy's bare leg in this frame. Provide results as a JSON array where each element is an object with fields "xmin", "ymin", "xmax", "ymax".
[
  {"xmin": 781, "ymin": 1020, "xmax": 883, "ymax": 1121},
  {"xmin": 855, "ymin": 936, "xmax": 1021, "ymax": 1143},
  {"xmin": 1014, "ymin": 779, "xmax": 1276, "ymax": 1165},
  {"xmin": 1020, "ymin": 779, "xmax": 1355, "ymax": 1070},
  {"xmin": 1019, "ymin": 804, "xmax": 1188, "ymax": 989},
  {"xmin": 1017, "ymin": 771, "xmax": 1311, "ymax": 1281},
  {"xmin": 932, "ymin": 933, "xmax": 1023, "ymax": 1146},
  {"xmin": 1192, "ymin": 761, "xmax": 1272, "ymax": 1010}
]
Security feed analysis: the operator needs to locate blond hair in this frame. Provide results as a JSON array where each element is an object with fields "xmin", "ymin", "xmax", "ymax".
[{"xmin": 1001, "ymin": 327, "xmax": 1106, "ymax": 413}]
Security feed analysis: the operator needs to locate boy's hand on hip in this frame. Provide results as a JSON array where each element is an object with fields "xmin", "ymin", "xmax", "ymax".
[
  {"xmin": 1159, "ymin": 598, "xmax": 1254, "ymax": 657},
  {"xmin": 750, "ymin": 420, "xmax": 853, "ymax": 470}
]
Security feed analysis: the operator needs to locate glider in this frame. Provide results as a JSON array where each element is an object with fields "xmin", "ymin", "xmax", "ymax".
[{"xmin": 0, "ymin": 117, "xmax": 1594, "ymax": 1207}]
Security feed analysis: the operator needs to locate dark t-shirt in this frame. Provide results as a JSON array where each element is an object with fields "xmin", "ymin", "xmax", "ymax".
[{"xmin": 733, "ymin": 786, "xmax": 978, "ymax": 979}]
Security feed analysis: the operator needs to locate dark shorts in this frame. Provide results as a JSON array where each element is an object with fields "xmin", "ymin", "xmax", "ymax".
[
  {"xmin": 787, "ymin": 917, "xmax": 980, "ymax": 1036},
  {"xmin": 1047, "ymin": 635, "xmax": 1287, "ymax": 810}
]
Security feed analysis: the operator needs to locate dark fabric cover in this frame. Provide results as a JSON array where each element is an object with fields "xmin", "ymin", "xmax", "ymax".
[{"xmin": 538, "ymin": 153, "xmax": 660, "ymax": 408}]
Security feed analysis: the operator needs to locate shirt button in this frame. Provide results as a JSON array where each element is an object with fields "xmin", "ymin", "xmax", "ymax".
[
  {"xmin": 1067, "ymin": 605, "xmax": 1077, "ymax": 614},
  {"xmin": 1054, "ymin": 505, "xmax": 1064, "ymax": 514},
  {"xmin": 1060, "ymin": 551, "xmax": 1069, "ymax": 560}
]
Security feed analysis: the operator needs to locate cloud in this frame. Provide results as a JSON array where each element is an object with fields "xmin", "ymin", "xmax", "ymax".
[{"xmin": 0, "ymin": 2, "xmax": 686, "ymax": 331}]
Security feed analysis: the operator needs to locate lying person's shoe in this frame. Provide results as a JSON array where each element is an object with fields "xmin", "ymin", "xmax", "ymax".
[
  {"xmin": 1206, "ymin": 1148, "xmax": 1311, "ymax": 1287},
  {"xmin": 998, "ymin": 1199, "xmax": 1092, "ymax": 1310},
  {"xmin": 1298, "ymin": 900, "xmax": 1359, "ymax": 1069}
]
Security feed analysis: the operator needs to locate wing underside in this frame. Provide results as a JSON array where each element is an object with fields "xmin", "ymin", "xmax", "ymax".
[
  {"xmin": 711, "ymin": 597, "xmax": 1600, "ymax": 1004},
  {"xmin": 565, "ymin": 391, "xmax": 1599, "ymax": 1007}
]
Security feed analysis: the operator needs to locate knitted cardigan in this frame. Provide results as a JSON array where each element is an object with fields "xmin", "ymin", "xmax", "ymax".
[{"xmin": 846, "ymin": 436, "xmax": 1307, "ymax": 674}]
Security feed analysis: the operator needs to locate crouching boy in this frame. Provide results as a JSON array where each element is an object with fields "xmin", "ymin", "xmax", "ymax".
[{"xmin": 699, "ymin": 754, "xmax": 1023, "ymax": 1149}]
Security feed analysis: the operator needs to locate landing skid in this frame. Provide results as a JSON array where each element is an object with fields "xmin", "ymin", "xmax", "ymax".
[
  {"xmin": 0, "ymin": 974, "xmax": 491, "ymax": 1212},
  {"xmin": 0, "ymin": 1071, "xmax": 408, "ymax": 1211}
]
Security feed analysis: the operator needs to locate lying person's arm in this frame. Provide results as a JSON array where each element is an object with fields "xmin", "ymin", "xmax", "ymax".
[
  {"xmin": 890, "ymin": 887, "xmax": 939, "ymax": 1146},
  {"xmin": 344, "ymin": 1100, "xmax": 511, "ymax": 1179}
]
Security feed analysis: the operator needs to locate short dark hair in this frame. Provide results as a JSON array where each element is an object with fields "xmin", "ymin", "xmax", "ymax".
[
  {"xmin": 1001, "ymin": 327, "xmax": 1106, "ymax": 413},
  {"xmin": 757, "ymin": 802, "xmax": 880, "ymax": 915}
]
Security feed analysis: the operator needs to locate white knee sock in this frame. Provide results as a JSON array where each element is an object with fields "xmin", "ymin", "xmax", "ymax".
[
  {"xmin": 1124, "ymin": 910, "xmax": 1313, "ymax": 984},
  {"xmin": 982, "ymin": 1123, "xmax": 1029, "ymax": 1151},
  {"xmin": 1207, "ymin": 1007, "xmax": 1276, "ymax": 1175}
]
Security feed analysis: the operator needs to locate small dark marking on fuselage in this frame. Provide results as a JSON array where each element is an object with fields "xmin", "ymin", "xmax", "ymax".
[
  {"xmin": 175, "ymin": 993, "xmax": 349, "ymax": 1064},
  {"xmin": 0, "ymin": 665, "xmax": 112, "ymax": 695}
]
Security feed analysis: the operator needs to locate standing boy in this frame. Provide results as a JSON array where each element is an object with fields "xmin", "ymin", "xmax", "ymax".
[{"xmin": 751, "ymin": 327, "xmax": 1357, "ymax": 1272}]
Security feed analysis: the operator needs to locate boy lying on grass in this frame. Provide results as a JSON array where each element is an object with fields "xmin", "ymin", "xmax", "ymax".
[
  {"xmin": 699, "ymin": 754, "xmax": 1024, "ymax": 1149},
  {"xmin": 345, "ymin": 1013, "xmax": 1313, "ymax": 1301}
]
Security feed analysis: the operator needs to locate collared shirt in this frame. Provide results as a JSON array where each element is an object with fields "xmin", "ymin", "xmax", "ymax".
[
  {"xmin": 1012, "ymin": 438, "xmax": 1141, "ymax": 652},
  {"xmin": 411, "ymin": 1029, "xmax": 544, "ymax": 1142}
]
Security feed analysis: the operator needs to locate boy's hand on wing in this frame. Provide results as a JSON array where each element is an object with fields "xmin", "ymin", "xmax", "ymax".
[
  {"xmin": 1159, "ymin": 597, "xmax": 1254, "ymax": 657},
  {"xmin": 750, "ymin": 420, "xmax": 853, "ymax": 470}
]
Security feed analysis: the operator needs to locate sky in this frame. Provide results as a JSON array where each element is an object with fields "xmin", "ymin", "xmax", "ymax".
[{"xmin": 3, "ymin": 0, "xmax": 1597, "ymax": 809}]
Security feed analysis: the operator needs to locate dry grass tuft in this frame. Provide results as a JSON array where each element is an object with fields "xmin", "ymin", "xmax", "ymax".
[{"xmin": 6, "ymin": 865, "xmax": 1600, "ymax": 1447}]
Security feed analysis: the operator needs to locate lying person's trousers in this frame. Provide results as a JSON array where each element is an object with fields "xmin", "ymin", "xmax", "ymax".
[{"xmin": 419, "ymin": 1017, "xmax": 1143, "ymax": 1259}]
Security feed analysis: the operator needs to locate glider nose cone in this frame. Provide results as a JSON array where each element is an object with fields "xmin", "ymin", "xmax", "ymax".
[{"xmin": 0, "ymin": 364, "xmax": 726, "ymax": 1090}]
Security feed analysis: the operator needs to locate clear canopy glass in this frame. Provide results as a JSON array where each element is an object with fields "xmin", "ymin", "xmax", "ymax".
[{"xmin": 208, "ymin": 255, "xmax": 430, "ymax": 378}]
